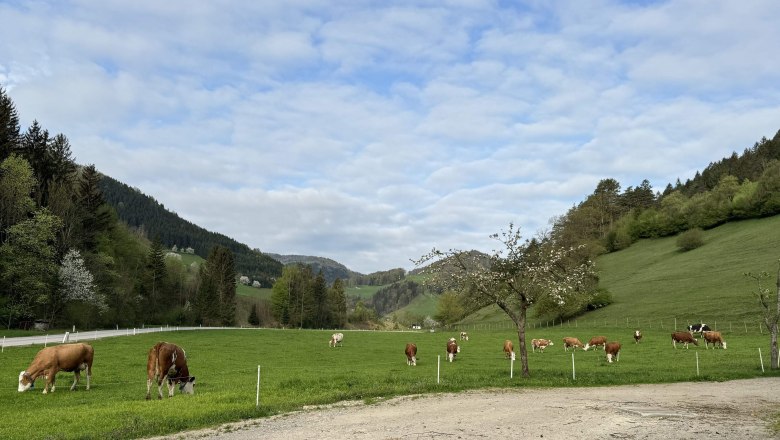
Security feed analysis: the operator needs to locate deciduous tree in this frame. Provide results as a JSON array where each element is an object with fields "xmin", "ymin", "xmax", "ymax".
[
  {"xmin": 745, "ymin": 260, "xmax": 780, "ymax": 369},
  {"xmin": 415, "ymin": 223, "xmax": 595, "ymax": 377},
  {"xmin": 0, "ymin": 209, "xmax": 62, "ymax": 328}
]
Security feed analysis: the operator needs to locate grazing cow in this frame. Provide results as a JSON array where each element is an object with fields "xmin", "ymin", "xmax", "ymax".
[
  {"xmin": 584, "ymin": 336, "xmax": 607, "ymax": 351},
  {"xmin": 446, "ymin": 338, "xmax": 460, "ymax": 362},
  {"xmin": 146, "ymin": 342, "xmax": 195, "ymax": 400},
  {"xmin": 405, "ymin": 343, "xmax": 418, "ymax": 366},
  {"xmin": 633, "ymin": 330, "xmax": 642, "ymax": 344},
  {"xmin": 531, "ymin": 338, "xmax": 553, "ymax": 353},
  {"xmin": 18, "ymin": 343, "xmax": 93, "ymax": 394},
  {"xmin": 688, "ymin": 323, "xmax": 711, "ymax": 334},
  {"xmin": 671, "ymin": 331, "xmax": 699, "ymax": 349},
  {"xmin": 460, "ymin": 331, "xmax": 469, "ymax": 341},
  {"xmin": 605, "ymin": 342, "xmax": 621, "ymax": 363},
  {"xmin": 329, "ymin": 332, "xmax": 344, "ymax": 347},
  {"xmin": 702, "ymin": 331, "xmax": 727, "ymax": 349},
  {"xmin": 503, "ymin": 339, "xmax": 516, "ymax": 361},
  {"xmin": 563, "ymin": 337, "xmax": 584, "ymax": 351}
]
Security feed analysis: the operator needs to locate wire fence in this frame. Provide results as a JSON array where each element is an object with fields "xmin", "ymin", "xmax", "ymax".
[{"xmin": 448, "ymin": 317, "xmax": 767, "ymax": 334}]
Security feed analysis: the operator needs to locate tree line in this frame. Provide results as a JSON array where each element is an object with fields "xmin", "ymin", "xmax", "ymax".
[
  {"xmin": 551, "ymin": 130, "xmax": 780, "ymax": 256},
  {"xmin": 270, "ymin": 264, "xmax": 348, "ymax": 328},
  {"xmin": 0, "ymin": 86, "xmax": 237, "ymax": 329}
]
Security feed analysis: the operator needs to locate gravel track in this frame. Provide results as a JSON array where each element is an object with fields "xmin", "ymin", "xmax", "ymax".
[{"xmin": 149, "ymin": 377, "xmax": 780, "ymax": 440}]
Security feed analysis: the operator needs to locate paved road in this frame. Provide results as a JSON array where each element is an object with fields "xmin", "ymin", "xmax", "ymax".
[{"xmin": 1, "ymin": 326, "xmax": 227, "ymax": 349}]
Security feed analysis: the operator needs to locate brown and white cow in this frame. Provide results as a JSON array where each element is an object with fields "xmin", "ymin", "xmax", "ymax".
[
  {"xmin": 446, "ymin": 338, "xmax": 460, "ymax": 362},
  {"xmin": 329, "ymin": 332, "xmax": 344, "ymax": 347},
  {"xmin": 531, "ymin": 338, "xmax": 553, "ymax": 353},
  {"xmin": 671, "ymin": 331, "xmax": 698, "ymax": 349},
  {"xmin": 563, "ymin": 337, "xmax": 584, "ymax": 351},
  {"xmin": 18, "ymin": 343, "xmax": 93, "ymax": 394},
  {"xmin": 146, "ymin": 342, "xmax": 195, "ymax": 400},
  {"xmin": 503, "ymin": 339, "xmax": 516, "ymax": 361},
  {"xmin": 605, "ymin": 341, "xmax": 621, "ymax": 363},
  {"xmin": 460, "ymin": 331, "xmax": 469, "ymax": 341},
  {"xmin": 702, "ymin": 331, "xmax": 727, "ymax": 349},
  {"xmin": 584, "ymin": 336, "xmax": 607, "ymax": 351},
  {"xmin": 405, "ymin": 343, "xmax": 417, "ymax": 366},
  {"xmin": 633, "ymin": 330, "xmax": 642, "ymax": 344}
]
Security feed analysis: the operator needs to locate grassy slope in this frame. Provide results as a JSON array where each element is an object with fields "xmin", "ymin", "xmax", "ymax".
[{"xmin": 460, "ymin": 215, "xmax": 780, "ymax": 327}]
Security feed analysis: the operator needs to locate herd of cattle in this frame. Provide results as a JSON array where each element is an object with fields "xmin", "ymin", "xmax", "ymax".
[
  {"xmin": 402, "ymin": 323, "xmax": 728, "ymax": 367},
  {"xmin": 14, "ymin": 323, "xmax": 728, "ymax": 397}
]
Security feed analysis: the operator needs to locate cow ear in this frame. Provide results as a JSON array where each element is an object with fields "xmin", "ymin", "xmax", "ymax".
[{"xmin": 189, "ymin": 376, "xmax": 196, "ymax": 383}]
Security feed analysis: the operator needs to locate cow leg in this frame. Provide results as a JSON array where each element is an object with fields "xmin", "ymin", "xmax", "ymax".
[
  {"xmin": 70, "ymin": 371, "xmax": 80, "ymax": 391},
  {"xmin": 157, "ymin": 374, "xmax": 166, "ymax": 400},
  {"xmin": 167, "ymin": 379, "xmax": 175, "ymax": 398},
  {"xmin": 46, "ymin": 368, "xmax": 58, "ymax": 394},
  {"xmin": 146, "ymin": 378, "xmax": 153, "ymax": 400},
  {"xmin": 85, "ymin": 365, "xmax": 91, "ymax": 391}
]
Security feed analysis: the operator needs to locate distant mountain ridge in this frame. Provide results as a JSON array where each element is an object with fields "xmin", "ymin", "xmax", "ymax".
[{"xmin": 265, "ymin": 253, "xmax": 360, "ymax": 284}]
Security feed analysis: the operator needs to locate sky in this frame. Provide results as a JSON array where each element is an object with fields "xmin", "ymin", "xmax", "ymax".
[{"xmin": 2, "ymin": 1, "xmax": 780, "ymax": 274}]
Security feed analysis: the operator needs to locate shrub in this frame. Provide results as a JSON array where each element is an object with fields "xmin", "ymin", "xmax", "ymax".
[{"xmin": 676, "ymin": 228, "xmax": 705, "ymax": 251}]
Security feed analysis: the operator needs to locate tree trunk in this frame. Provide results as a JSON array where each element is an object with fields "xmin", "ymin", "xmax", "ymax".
[
  {"xmin": 771, "ymin": 322, "xmax": 778, "ymax": 370},
  {"xmin": 773, "ymin": 264, "xmax": 780, "ymax": 369},
  {"xmin": 516, "ymin": 301, "xmax": 530, "ymax": 377}
]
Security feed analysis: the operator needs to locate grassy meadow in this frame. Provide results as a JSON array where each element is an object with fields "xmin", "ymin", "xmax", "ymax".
[
  {"xmin": 2, "ymin": 326, "xmax": 778, "ymax": 440},
  {"xmin": 460, "ymin": 215, "xmax": 780, "ymax": 327}
]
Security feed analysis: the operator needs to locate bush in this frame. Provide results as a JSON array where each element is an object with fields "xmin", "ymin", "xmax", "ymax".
[
  {"xmin": 676, "ymin": 228, "xmax": 705, "ymax": 251},
  {"xmin": 585, "ymin": 288, "xmax": 613, "ymax": 311}
]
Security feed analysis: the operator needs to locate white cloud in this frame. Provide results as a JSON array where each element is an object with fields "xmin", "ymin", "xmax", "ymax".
[{"xmin": 2, "ymin": 0, "xmax": 780, "ymax": 274}]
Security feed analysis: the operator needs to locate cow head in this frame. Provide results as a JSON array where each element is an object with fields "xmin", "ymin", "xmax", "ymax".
[
  {"xmin": 178, "ymin": 376, "xmax": 196, "ymax": 394},
  {"xmin": 18, "ymin": 371, "xmax": 34, "ymax": 392}
]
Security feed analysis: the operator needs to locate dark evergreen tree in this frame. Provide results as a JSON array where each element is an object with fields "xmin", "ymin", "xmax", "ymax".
[
  {"xmin": 49, "ymin": 134, "xmax": 77, "ymax": 184},
  {"xmin": 144, "ymin": 238, "xmax": 167, "ymax": 315},
  {"xmin": 0, "ymin": 86, "xmax": 21, "ymax": 161},
  {"xmin": 311, "ymin": 271, "xmax": 328, "ymax": 328},
  {"xmin": 195, "ymin": 263, "xmax": 219, "ymax": 325},
  {"xmin": 248, "ymin": 303, "xmax": 260, "ymax": 326},
  {"xmin": 327, "ymin": 278, "xmax": 347, "ymax": 328},
  {"xmin": 77, "ymin": 165, "xmax": 113, "ymax": 251},
  {"xmin": 20, "ymin": 120, "xmax": 52, "ymax": 206}
]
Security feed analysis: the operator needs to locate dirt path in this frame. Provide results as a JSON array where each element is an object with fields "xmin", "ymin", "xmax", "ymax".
[{"xmin": 154, "ymin": 378, "xmax": 780, "ymax": 440}]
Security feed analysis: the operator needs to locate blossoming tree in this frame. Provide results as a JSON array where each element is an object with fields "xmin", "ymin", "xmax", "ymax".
[{"xmin": 414, "ymin": 223, "xmax": 596, "ymax": 377}]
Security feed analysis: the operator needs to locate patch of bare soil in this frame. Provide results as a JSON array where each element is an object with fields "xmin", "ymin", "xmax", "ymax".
[{"xmin": 151, "ymin": 378, "xmax": 780, "ymax": 440}]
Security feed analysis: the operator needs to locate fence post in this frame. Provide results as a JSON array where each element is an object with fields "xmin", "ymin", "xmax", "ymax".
[
  {"xmin": 572, "ymin": 352, "xmax": 576, "ymax": 380},
  {"xmin": 696, "ymin": 352, "xmax": 700, "ymax": 376},
  {"xmin": 2, "ymin": 335, "xmax": 4, "ymax": 353},
  {"xmin": 759, "ymin": 348, "xmax": 765, "ymax": 373},
  {"xmin": 256, "ymin": 365, "xmax": 261, "ymax": 407},
  {"xmin": 44, "ymin": 334, "xmax": 48, "ymax": 347},
  {"xmin": 510, "ymin": 357, "xmax": 514, "ymax": 379},
  {"xmin": 437, "ymin": 355, "xmax": 440, "ymax": 384}
]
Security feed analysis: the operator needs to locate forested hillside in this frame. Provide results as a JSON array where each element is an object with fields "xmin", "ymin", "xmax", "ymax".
[
  {"xmin": 0, "ymin": 87, "xmax": 244, "ymax": 329},
  {"xmin": 551, "ymin": 129, "xmax": 780, "ymax": 257},
  {"xmin": 100, "ymin": 175, "xmax": 282, "ymax": 287}
]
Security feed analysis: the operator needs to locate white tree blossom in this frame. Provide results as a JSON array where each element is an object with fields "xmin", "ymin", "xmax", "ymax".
[{"xmin": 59, "ymin": 249, "xmax": 107, "ymax": 314}]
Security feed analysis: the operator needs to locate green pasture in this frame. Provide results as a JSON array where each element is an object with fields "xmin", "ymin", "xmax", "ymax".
[
  {"xmin": 2, "ymin": 326, "xmax": 778, "ymax": 440},
  {"xmin": 346, "ymin": 284, "xmax": 384, "ymax": 300}
]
